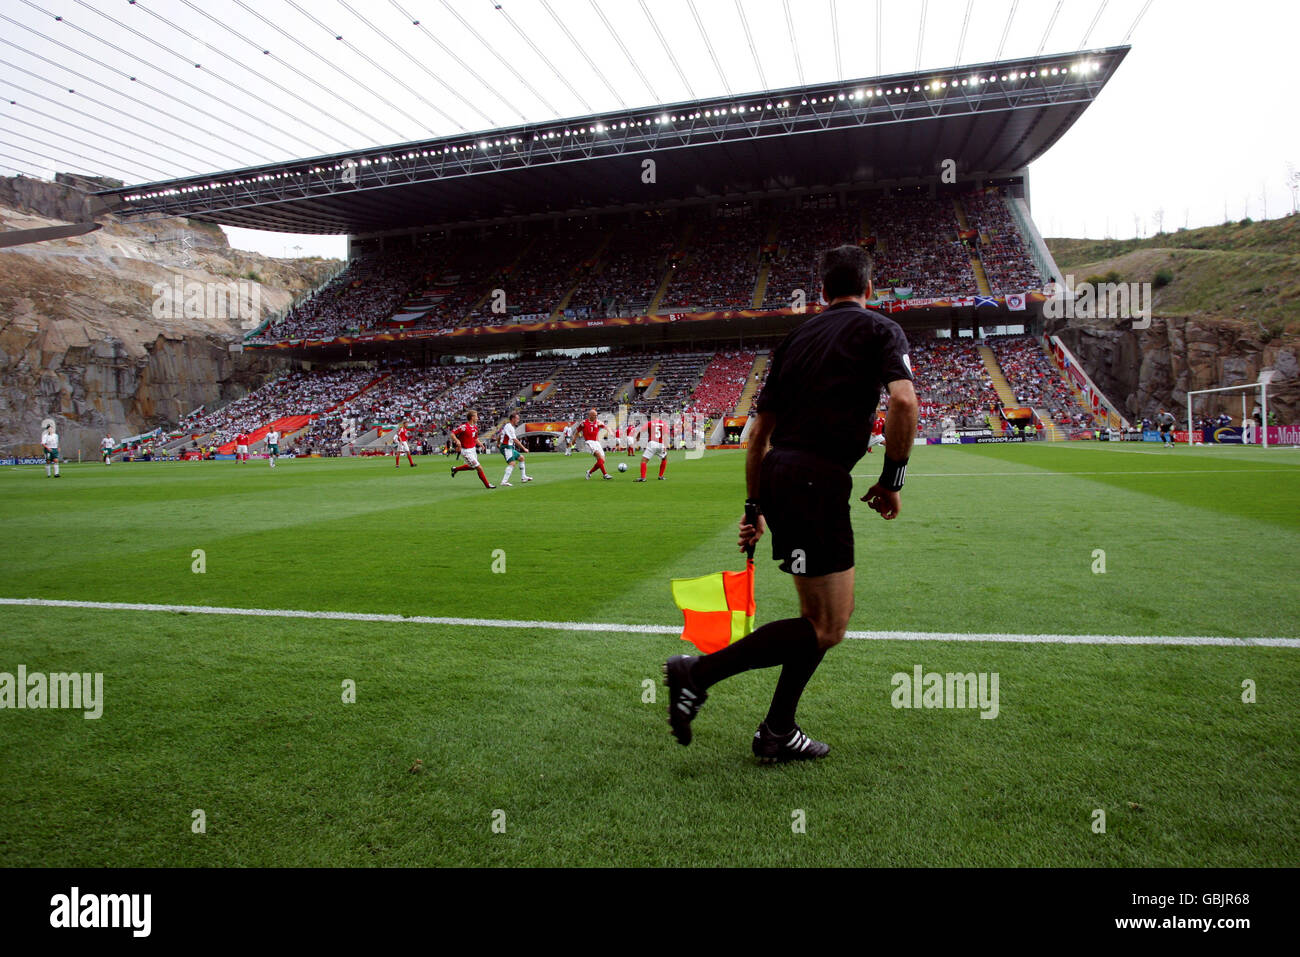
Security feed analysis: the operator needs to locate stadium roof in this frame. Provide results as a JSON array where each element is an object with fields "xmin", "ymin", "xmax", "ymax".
[{"xmin": 99, "ymin": 47, "xmax": 1127, "ymax": 235}]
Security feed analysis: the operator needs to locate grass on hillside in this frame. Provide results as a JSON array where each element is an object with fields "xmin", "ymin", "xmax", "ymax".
[
  {"xmin": 1046, "ymin": 213, "xmax": 1300, "ymax": 335},
  {"xmin": 0, "ymin": 444, "xmax": 1297, "ymax": 867}
]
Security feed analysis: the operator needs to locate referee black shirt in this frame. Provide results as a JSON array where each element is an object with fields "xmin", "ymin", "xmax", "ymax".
[{"xmin": 755, "ymin": 301, "xmax": 914, "ymax": 471}]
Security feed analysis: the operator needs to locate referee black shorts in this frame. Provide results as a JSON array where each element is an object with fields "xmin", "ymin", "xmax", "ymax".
[{"xmin": 759, "ymin": 447, "xmax": 854, "ymax": 577}]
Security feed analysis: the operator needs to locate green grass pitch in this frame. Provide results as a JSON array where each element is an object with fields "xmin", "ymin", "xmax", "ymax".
[{"xmin": 1, "ymin": 443, "xmax": 1297, "ymax": 867}]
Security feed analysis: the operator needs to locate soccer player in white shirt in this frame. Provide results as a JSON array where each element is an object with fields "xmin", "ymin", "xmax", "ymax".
[
  {"xmin": 40, "ymin": 423, "xmax": 61, "ymax": 475},
  {"xmin": 498, "ymin": 412, "xmax": 533, "ymax": 487},
  {"xmin": 41, "ymin": 423, "xmax": 61, "ymax": 477},
  {"xmin": 265, "ymin": 429, "xmax": 280, "ymax": 468},
  {"xmin": 561, "ymin": 423, "xmax": 575, "ymax": 455},
  {"xmin": 101, "ymin": 435, "xmax": 114, "ymax": 465}
]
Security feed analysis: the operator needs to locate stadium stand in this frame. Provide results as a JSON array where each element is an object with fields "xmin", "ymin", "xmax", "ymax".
[
  {"xmin": 625, "ymin": 351, "xmax": 713, "ymax": 414},
  {"xmin": 907, "ymin": 338, "xmax": 1003, "ymax": 433},
  {"xmin": 185, "ymin": 368, "xmax": 380, "ymax": 447},
  {"xmin": 564, "ymin": 215, "xmax": 679, "ymax": 318},
  {"xmin": 962, "ymin": 189, "xmax": 1043, "ymax": 294},
  {"xmin": 759, "ymin": 200, "xmax": 859, "ymax": 309},
  {"xmin": 526, "ymin": 352, "xmax": 654, "ymax": 419},
  {"xmin": 252, "ymin": 188, "xmax": 1042, "ymax": 344},
  {"xmin": 657, "ymin": 209, "xmax": 763, "ymax": 312},
  {"xmin": 988, "ymin": 335, "xmax": 1096, "ymax": 429},
  {"xmin": 685, "ymin": 351, "xmax": 756, "ymax": 416},
  {"xmin": 867, "ymin": 193, "xmax": 977, "ymax": 298}
]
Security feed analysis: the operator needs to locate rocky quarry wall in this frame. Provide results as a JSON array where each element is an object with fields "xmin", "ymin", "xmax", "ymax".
[
  {"xmin": 1047, "ymin": 315, "xmax": 1298, "ymax": 426},
  {"xmin": 0, "ymin": 175, "xmax": 333, "ymax": 457}
]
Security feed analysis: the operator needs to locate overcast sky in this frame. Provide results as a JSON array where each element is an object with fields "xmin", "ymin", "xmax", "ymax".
[{"xmin": 2, "ymin": 0, "xmax": 1296, "ymax": 259}]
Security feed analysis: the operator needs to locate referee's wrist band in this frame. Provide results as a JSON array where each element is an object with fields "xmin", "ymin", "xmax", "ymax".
[
  {"xmin": 879, "ymin": 455, "xmax": 908, "ymax": 492},
  {"xmin": 745, "ymin": 499, "xmax": 762, "ymax": 514}
]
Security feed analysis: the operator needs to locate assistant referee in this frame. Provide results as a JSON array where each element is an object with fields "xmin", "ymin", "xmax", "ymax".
[{"xmin": 665, "ymin": 244, "xmax": 919, "ymax": 762}]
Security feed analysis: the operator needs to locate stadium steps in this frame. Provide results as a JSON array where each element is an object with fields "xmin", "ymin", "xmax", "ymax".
[
  {"xmin": 978, "ymin": 345, "xmax": 1019, "ymax": 407},
  {"xmin": 160, "ymin": 433, "xmax": 199, "ymax": 453},
  {"xmin": 219, "ymin": 415, "xmax": 313, "ymax": 455},
  {"xmin": 952, "ymin": 198, "xmax": 972, "ymax": 231},
  {"xmin": 1042, "ymin": 342, "xmax": 1113, "ymax": 430},
  {"xmin": 649, "ymin": 224, "xmax": 694, "ymax": 314},
  {"xmin": 1032, "ymin": 409, "xmax": 1065, "ymax": 441},
  {"xmin": 751, "ymin": 220, "xmax": 782, "ymax": 308},
  {"xmin": 327, "ymin": 373, "xmax": 389, "ymax": 414},
  {"xmin": 550, "ymin": 229, "xmax": 615, "ymax": 320},
  {"xmin": 639, "ymin": 361, "xmax": 664, "ymax": 401},
  {"xmin": 352, "ymin": 427, "xmax": 383, "ymax": 450},
  {"xmin": 733, "ymin": 351, "xmax": 770, "ymax": 415},
  {"xmin": 970, "ymin": 257, "xmax": 993, "ymax": 296}
]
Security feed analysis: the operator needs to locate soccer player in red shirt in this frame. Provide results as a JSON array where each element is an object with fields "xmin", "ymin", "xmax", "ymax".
[
  {"xmin": 634, "ymin": 416, "xmax": 670, "ymax": 481},
  {"xmin": 866, "ymin": 413, "xmax": 885, "ymax": 453},
  {"xmin": 449, "ymin": 410, "xmax": 494, "ymax": 489},
  {"xmin": 578, "ymin": 408, "xmax": 613, "ymax": 480},
  {"xmin": 393, "ymin": 421, "xmax": 416, "ymax": 469}
]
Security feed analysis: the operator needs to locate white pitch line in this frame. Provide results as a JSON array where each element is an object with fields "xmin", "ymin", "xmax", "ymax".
[
  {"xmin": 1, "ymin": 598, "xmax": 1296, "ymax": 648},
  {"xmin": 858, "ymin": 468, "xmax": 1300, "ymax": 478}
]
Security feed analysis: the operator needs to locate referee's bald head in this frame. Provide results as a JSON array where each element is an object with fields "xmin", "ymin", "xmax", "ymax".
[{"xmin": 820, "ymin": 244, "xmax": 874, "ymax": 301}]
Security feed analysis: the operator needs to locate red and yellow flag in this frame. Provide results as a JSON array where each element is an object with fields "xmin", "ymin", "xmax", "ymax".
[{"xmin": 670, "ymin": 561, "xmax": 756, "ymax": 654}]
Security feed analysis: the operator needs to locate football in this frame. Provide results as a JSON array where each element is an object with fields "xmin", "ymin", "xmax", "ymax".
[{"xmin": 617, "ymin": 462, "xmax": 628, "ymax": 472}]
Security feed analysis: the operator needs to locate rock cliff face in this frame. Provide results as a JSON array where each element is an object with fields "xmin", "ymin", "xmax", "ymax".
[
  {"xmin": 0, "ymin": 176, "xmax": 336, "ymax": 457},
  {"xmin": 1047, "ymin": 314, "xmax": 1299, "ymax": 424}
]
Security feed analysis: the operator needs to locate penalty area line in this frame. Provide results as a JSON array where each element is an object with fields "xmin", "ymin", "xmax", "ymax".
[{"xmin": 0, "ymin": 598, "xmax": 1297, "ymax": 648}]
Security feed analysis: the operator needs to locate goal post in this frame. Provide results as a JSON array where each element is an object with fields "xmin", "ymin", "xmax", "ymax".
[{"xmin": 1186, "ymin": 378, "xmax": 1284, "ymax": 447}]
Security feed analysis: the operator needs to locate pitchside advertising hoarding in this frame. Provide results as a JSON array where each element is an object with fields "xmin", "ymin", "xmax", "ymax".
[
  {"xmin": 1130, "ymin": 426, "xmax": 1295, "ymax": 444},
  {"xmin": 1199, "ymin": 425, "xmax": 1300, "ymax": 445}
]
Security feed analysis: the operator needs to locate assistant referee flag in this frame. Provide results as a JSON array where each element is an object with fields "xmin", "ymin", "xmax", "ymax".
[{"xmin": 670, "ymin": 561, "xmax": 756, "ymax": 654}]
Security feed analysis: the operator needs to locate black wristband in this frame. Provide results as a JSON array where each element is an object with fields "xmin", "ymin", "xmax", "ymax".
[
  {"xmin": 879, "ymin": 455, "xmax": 908, "ymax": 492},
  {"xmin": 745, "ymin": 499, "xmax": 762, "ymax": 515}
]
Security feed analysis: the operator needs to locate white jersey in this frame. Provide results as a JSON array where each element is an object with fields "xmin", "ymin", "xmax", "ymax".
[
  {"xmin": 41, "ymin": 430, "xmax": 59, "ymax": 451},
  {"xmin": 501, "ymin": 422, "xmax": 519, "ymax": 448},
  {"xmin": 102, "ymin": 437, "xmax": 113, "ymax": 451},
  {"xmin": 265, "ymin": 431, "xmax": 280, "ymax": 445}
]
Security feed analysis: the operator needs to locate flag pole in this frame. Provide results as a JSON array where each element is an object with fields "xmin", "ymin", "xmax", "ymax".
[{"xmin": 743, "ymin": 502, "xmax": 758, "ymax": 563}]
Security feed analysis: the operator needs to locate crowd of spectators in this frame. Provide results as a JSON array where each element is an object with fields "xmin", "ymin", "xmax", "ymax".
[
  {"xmin": 658, "ymin": 213, "xmax": 762, "ymax": 312},
  {"xmin": 963, "ymin": 190, "xmax": 1042, "ymax": 294},
  {"xmin": 480, "ymin": 221, "xmax": 605, "ymax": 319},
  {"xmin": 185, "ymin": 368, "xmax": 378, "ymax": 446},
  {"xmin": 907, "ymin": 338, "xmax": 1001, "ymax": 433},
  {"xmin": 989, "ymin": 335, "xmax": 1095, "ymax": 428},
  {"xmin": 867, "ymin": 194, "xmax": 977, "ymax": 298},
  {"xmin": 254, "ymin": 190, "xmax": 1043, "ymax": 343},
  {"xmin": 265, "ymin": 251, "xmax": 428, "ymax": 340},
  {"xmin": 760, "ymin": 205, "xmax": 859, "ymax": 309},
  {"xmin": 568, "ymin": 217, "xmax": 679, "ymax": 317},
  {"xmin": 335, "ymin": 365, "xmax": 465, "ymax": 428},
  {"xmin": 685, "ymin": 351, "xmax": 756, "ymax": 416}
]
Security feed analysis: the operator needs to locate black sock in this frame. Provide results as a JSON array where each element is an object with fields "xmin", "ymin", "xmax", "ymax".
[
  {"xmin": 765, "ymin": 645, "xmax": 828, "ymax": 735},
  {"xmin": 691, "ymin": 617, "xmax": 819, "ymax": 691}
]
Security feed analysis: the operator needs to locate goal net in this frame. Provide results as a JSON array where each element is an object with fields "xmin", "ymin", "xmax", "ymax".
[{"xmin": 1186, "ymin": 375, "xmax": 1296, "ymax": 447}]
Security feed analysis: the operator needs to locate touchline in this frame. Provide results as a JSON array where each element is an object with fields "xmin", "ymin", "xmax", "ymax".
[{"xmin": 0, "ymin": 666, "xmax": 103, "ymax": 719}]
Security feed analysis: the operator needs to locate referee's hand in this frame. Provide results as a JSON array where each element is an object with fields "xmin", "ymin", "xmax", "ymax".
[
  {"xmin": 737, "ymin": 513, "xmax": 766, "ymax": 551},
  {"xmin": 862, "ymin": 483, "xmax": 901, "ymax": 520}
]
